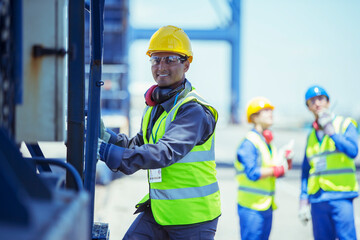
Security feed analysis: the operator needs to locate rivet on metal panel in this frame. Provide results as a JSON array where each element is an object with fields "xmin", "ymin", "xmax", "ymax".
[{"xmin": 96, "ymin": 81, "xmax": 104, "ymax": 87}]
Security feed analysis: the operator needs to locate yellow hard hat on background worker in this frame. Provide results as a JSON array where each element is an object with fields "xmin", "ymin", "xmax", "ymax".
[
  {"xmin": 146, "ymin": 25, "xmax": 193, "ymax": 63},
  {"xmin": 246, "ymin": 97, "xmax": 275, "ymax": 123}
]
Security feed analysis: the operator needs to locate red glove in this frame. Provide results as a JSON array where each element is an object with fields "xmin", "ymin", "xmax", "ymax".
[
  {"xmin": 285, "ymin": 150, "xmax": 293, "ymax": 170},
  {"xmin": 273, "ymin": 166, "xmax": 285, "ymax": 178}
]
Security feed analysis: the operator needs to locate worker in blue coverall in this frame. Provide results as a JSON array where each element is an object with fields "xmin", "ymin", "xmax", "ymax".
[
  {"xmin": 97, "ymin": 25, "xmax": 221, "ymax": 240},
  {"xmin": 235, "ymin": 97, "xmax": 293, "ymax": 240},
  {"xmin": 298, "ymin": 85, "xmax": 359, "ymax": 240}
]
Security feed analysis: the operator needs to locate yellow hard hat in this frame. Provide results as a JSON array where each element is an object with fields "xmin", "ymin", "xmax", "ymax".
[
  {"xmin": 246, "ymin": 97, "xmax": 274, "ymax": 123},
  {"xmin": 146, "ymin": 25, "xmax": 193, "ymax": 63}
]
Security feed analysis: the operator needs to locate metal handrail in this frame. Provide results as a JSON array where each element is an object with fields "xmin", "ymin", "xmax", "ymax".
[{"xmin": 27, "ymin": 157, "xmax": 83, "ymax": 191}]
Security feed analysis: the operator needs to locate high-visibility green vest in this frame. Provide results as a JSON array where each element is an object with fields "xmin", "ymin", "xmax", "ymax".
[
  {"xmin": 139, "ymin": 89, "xmax": 221, "ymax": 226},
  {"xmin": 306, "ymin": 116, "xmax": 358, "ymax": 195},
  {"xmin": 235, "ymin": 131, "xmax": 278, "ymax": 211}
]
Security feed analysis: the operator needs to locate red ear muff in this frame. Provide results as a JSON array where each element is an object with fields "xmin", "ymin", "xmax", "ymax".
[
  {"xmin": 312, "ymin": 121, "xmax": 319, "ymax": 131},
  {"xmin": 262, "ymin": 129, "xmax": 273, "ymax": 144},
  {"xmin": 145, "ymin": 85, "xmax": 158, "ymax": 106}
]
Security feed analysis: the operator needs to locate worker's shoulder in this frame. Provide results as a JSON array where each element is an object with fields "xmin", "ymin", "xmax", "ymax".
[
  {"xmin": 178, "ymin": 100, "xmax": 211, "ymax": 115},
  {"xmin": 174, "ymin": 101, "xmax": 216, "ymax": 127}
]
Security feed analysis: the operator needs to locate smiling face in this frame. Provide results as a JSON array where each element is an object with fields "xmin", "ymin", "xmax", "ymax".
[
  {"xmin": 150, "ymin": 52, "xmax": 190, "ymax": 88},
  {"xmin": 307, "ymin": 95, "xmax": 330, "ymax": 118}
]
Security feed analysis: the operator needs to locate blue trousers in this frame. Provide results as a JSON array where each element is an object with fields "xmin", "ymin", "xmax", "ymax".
[
  {"xmin": 123, "ymin": 208, "xmax": 219, "ymax": 240},
  {"xmin": 237, "ymin": 204, "xmax": 273, "ymax": 240},
  {"xmin": 311, "ymin": 199, "xmax": 357, "ymax": 240}
]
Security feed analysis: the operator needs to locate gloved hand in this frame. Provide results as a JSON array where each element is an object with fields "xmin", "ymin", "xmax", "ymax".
[
  {"xmin": 84, "ymin": 117, "xmax": 111, "ymax": 143},
  {"xmin": 280, "ymin": 139, "xmax": 295, "ymax": 170},
  {"xmin": 97, "ymin": 138, "xmax": 106, "ymax": 160},
  {"xmin": 317, "ymin": 109, "xmax": 335, "ymax": 136},
  {"xmin": 272, "ymin": 165, "xmax": 285, "ymax": 178},
  {"xmin": 273, "ymin": 140, "xmax": 294, "ymax": 176},
  {"xmin": 97, "ymin": 138, "xmax": 125, "ymax": 171},
  {"xmin": 284, "ymin": 149, "xmax": 293, "ymax": 170},
  {"xmin": 100, "ymin": 118, "xmax": 111, "ymax": 143},
  {"xmin": 298, "ymin": 199, "xmax": 311, "ymax": 226}
]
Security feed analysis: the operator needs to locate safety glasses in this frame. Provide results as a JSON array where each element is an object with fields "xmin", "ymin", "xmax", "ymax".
[
  {"xmin": 149, "ymin": 55, "xmax": 187, "ymax": 66},
  {"xmin": 308, "ymin": 95, "xmax": 327, "ymax": 105}
]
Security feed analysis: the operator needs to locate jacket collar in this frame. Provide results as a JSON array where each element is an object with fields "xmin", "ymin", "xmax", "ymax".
[{"xmin": 159, "ymin": 79, "xmax": 192, "ymax": 113}]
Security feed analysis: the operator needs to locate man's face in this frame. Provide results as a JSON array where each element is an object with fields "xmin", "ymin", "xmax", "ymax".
[
  {"xmin": 150, "ymin": 52, "xmax": 189, "ymax": 88},
  {"xmin": 252, "ymin": 108, "xmax": 273, "ymax": 128},
  {"xmin": 307, "ymin": 95, "xmax": 330, "ymax": 117}
]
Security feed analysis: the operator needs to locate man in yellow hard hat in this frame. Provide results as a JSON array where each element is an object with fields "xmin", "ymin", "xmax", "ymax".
[
  {"xmin": 97, "ymin": 25, "xmax": 221, "ymax": 239},
  {"xmin": 234, "ymin": 97, "xmax": 293, "ymax": 240}
]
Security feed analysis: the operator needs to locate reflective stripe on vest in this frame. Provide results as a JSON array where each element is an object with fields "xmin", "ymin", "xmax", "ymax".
[
  {"xmin": 309, "ymin": 168, "xmax": 355, "ymax": 177},
  {"xmin": 150, "ymin": 182, "xmax": 219, "ymax": 200},
  {"xmin": 238, "ymin": 186, "xmax": 275, "ymax": 196},
  {"xmin": 177, "ymin": 138, "xmax": 215, "ymax": 163},
  {"xmin": 306, "ymin": 115, "xmax": 358, "ymax": 195},
  {"xmin": 235, "ymin": 131, "xmax": 277, "ymax": 211},
  {"xmin": 140, "ymin": 89, "xmax": 221, "ymax": 226}
]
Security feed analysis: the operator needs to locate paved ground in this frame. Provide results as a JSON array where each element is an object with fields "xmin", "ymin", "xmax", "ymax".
[
  {"xmin": 93, "ymin": 125, "xmax": 360, "ymax": 240},
  {"xmin": 94, "ymin": 168, "xmax": 360, "ymax": 240}
]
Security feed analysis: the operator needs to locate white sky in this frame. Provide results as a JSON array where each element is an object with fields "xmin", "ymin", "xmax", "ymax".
[{"xmin": 127, "ymin": 0, "xmax": 360, "ymax": 127}]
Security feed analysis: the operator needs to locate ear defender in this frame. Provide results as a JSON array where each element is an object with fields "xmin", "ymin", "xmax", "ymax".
[
  {"xmin": 145, "ymin": 85, "xmax": 158, "ymax": 106},
  {"xmin": 312, "ymin": 121, "xmax": 320, "ymax": 131},
  {"xmin": 262, "ymin": 129, "xmax": 273, "ymax": 144},
  {"xmin": 144, "ymin": 82, "xmax": 185, "ymax": 106}
]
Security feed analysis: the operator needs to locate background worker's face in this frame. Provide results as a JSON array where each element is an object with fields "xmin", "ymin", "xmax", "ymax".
[
  {"xmin": 307, "ymin": 95, "xmax": 330, "ymax": 118},
  {"xmin": 252, "ymin": 108, "xmax": 273, "ymax": 129},
  {"xmin": 151, "ymin": 52, "xmax": 189, "ymax": 88}
]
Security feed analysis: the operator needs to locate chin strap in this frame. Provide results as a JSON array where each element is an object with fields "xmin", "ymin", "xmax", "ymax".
[{"xmin": 262, "ymin": 129, "xmax": 273, "ymax": 144}]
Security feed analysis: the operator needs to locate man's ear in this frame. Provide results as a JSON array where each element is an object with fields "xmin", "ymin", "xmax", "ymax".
[
  {"xmin": 325, "ymin": 101, "xmax": 330, "ymax": 109},
  {"xmin": 250, "ymin": 115, "xmax": 258, "ymax": 125},
  {"xmin": 183, "ymin": 60, "xmax": 190, "ymax": 73},
  {"xmin": 250, "ymin": 112, "xmax": 259, "ymax": 124}
]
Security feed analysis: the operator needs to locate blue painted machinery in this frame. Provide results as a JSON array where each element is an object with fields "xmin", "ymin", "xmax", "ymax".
[
  {"xmin": 0, "ymin": 0, "xmax": 108, "ymax": 238},
  {"xmin": 0, "ymin": 0, "xmax": 241, "ymax": 239}
]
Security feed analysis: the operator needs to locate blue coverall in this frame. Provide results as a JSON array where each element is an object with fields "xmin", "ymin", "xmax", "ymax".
[
  {"xmin": 300, "ymin": 122, "xmax": 359, "ymax": 240},
  {"xmin": 236, "ymin": 129, "xmax": 273, "ymax": 240}
]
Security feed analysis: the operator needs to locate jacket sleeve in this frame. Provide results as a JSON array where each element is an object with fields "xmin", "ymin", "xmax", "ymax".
[
  {"xmin": 108, "ymin": 101, "xmax": 216, "ymax": 175},
  {"xmin": 236, "ymin": 139, "xmax": 261, "ymax": 181},
  {"xmin": 113, "ymin": 131, "xmax": 144, "ymax": 149},
  {"xmin": 104, "ymin": 116, "xmax": 145, "ymax": 148},
  {"xmin": 330, "ymin": 123, "xmax": 358, "ymax": 159},
  {"xmin": 300, "ymin": 151, "xmax": 310, "ymax": 200}
]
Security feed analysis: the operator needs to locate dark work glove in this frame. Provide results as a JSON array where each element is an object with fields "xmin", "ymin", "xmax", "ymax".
[{"xmin": 97, "ymin": 138, "xmax": 125, "ymax": 171}]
